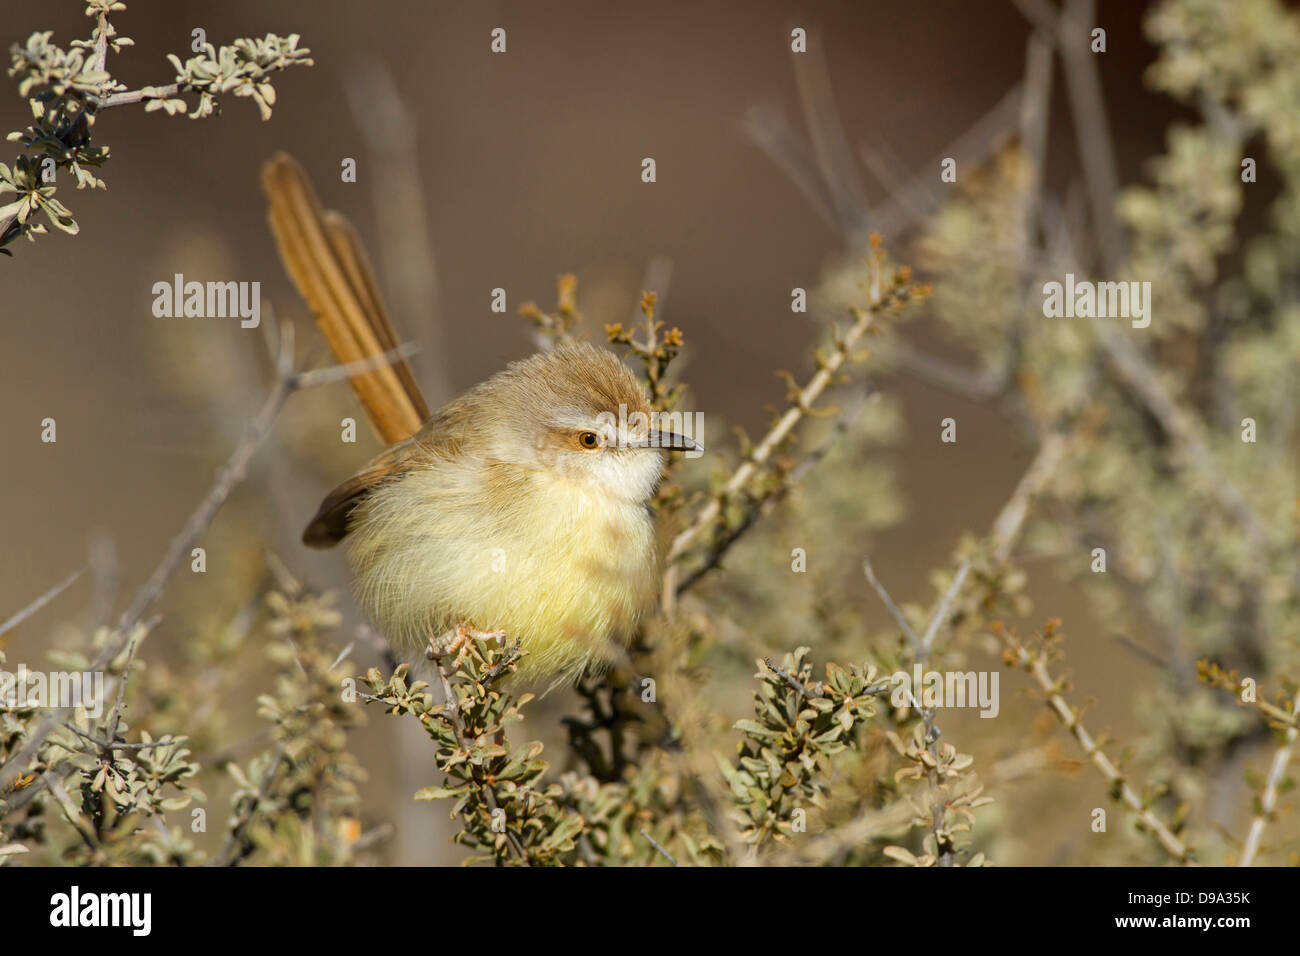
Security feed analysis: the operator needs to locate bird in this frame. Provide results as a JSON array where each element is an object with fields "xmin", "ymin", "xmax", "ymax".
[{"xmin": 262, "ymin": 154, "xmax": 700, "ymax": 684}]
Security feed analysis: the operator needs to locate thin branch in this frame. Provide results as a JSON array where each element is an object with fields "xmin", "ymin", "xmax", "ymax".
[
  {"xmin": 865, "ymin": 84, "xmax": 1024, "ymax": 240},
  {"xmin": 41, "ymin": 770, "xmax": 97, "ymax": 854},
  {"xmin": 1058, "ymin": 0, "xmax": 1123, "ymax": 266},
  {"xmin": 878, "ymin": 338, "xmax": 1007, "ymax": 400},
  {"xmin": 919, "ymin": 563, "xmax": 973, "ymax": 656},
  {"xmin": 1010, "ymin": 0, "xmax": 1061, "ymax": 41},
  {"xmin": 790, "ymin": 28, "xmax": 871, "ymax": 242},
  {"xmin": 1090, "ymin": 319, "xmax": 1266, "ymax": 548},
  {"xmin": 871, "ymin": 431, "xmax": 1067, "ymax": 665},
  {"xmin": 862, "ymin": 560, "xmax": 922, "ymax": 652},
  {"xmin": 0, "ymin": 569, "xmax": 82, "ymax": 639},
  {"xmin": 861, "ymin": 432, "xmax": 1067, "ymax": 866},
  {"xmin": 861, "ymin": 559, "xmax": 956, "ymax": 865},
  {"xmin": 782, "ymin": 746, "xmax": 1050, "ymax": 864},
  {"xmin": 0, "ymin": 323, "xmax": 414, "ymax": 796},
  {"xmin": 290, "ymin": 342, "xmax": 418, "ymax": 390},
  {"xmin": 1238, "ymin": 696, "xmax": 1300, "ymax": 866},
  {"xmin": 1004, "ymin": 631, "xmax": 1192, "ymax": 863},
  {"xmin": 91, "ymin": 11, "xmax": 111, "ymax": 73},
  {"xmin": 212, "ymin": 742, "xmax": 285, "ymax": 867},
  {"xmin": 428, "ymin": 653, "xmax": 528, "ymax": 863},
  {"xmin": 62, "ymin": 722, "xmax": 178, "ymax": 754},
  {"xmin": 674, "ymin": 389, "xmax": 871, "ymax": 597},
  {"xmin": 743, "ymin": 105, "xmax": 844, "ymax": 236},
  {"xmin": 664, "ymin": 297, "xmax": 884, "ymax": 603},
  {"xmin": 639, "ymin": 828, "xmax": 680, "ymax": 866},
  {"xmin": 762, "ymin": 658, "xmax": 823, "ymax": 699}
]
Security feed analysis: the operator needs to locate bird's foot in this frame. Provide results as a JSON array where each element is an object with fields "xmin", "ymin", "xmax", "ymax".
[{"xmin": 426, "ymin": 622, "xmax": 507, "ymax": 661}]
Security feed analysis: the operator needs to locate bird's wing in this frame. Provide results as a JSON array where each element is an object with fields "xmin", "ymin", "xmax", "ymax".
[
  {"xmin": 301, "ymin": 406, "xmax": 470, "ymax": 549},
  {"xmin": 301, "ymin": 435, "xmax": 421, "ymax": 548}
]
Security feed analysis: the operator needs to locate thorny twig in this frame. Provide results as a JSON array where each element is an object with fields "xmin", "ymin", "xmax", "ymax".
[
  {"xmin": 674, "ymin": 389, "xmax": 872, "ymax": 597},
  {"xmin": 1001, "ymin": 623, "xmax": 1192, "ymax": 863},
  {"xmin": 664, "ymin": 249, "xmax": 921, "ymax": 609}
]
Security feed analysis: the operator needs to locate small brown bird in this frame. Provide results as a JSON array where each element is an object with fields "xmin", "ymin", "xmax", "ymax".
[{"xmin": 263, "ymin": 154, "xmax": 700, "ymax": 684}]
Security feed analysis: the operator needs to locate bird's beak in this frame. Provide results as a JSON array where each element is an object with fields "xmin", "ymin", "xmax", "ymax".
[{"xmin": 630, "ymin": 430, "xmax": 703, "ymax": 453}]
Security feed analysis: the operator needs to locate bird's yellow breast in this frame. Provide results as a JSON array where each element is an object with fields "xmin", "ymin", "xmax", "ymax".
[{"xmin": 347, "ymin": 458, "xmax": 658, "ymax": 683}]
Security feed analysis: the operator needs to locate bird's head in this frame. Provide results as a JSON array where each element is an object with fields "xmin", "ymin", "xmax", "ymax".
[{"xmin": 481, "ymin": 342, "xmax": 701, "ymax": 502}]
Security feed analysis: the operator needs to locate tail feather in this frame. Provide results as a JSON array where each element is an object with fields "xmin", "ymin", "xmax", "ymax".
[{"xmin": 262, "ymin": 152, "xmax": 428, "ymax": 446}]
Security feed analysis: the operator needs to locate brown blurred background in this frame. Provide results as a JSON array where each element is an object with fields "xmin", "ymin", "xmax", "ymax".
[{"xmin": 1, "ymin": 0, "xmax": 1186, "ymax": 863}]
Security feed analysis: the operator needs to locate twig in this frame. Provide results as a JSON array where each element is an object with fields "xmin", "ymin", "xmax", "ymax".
[
  {"xmin": 639, "ymin": 828, "xmax": 680, "ymax": 866},
  {"xmin": 862, "ymin": 432, "xmax": 1067, "ymax": 865},
  {"xmin": 482, "ymin": 640, "xmax": 523, "ymax": 686},
  {"xmin": 782, "ymin": 746, "xmax": 1050, "ymax": 864},
  {"xmin": 920, "ymin": 563, "xmax": 973, "ymax": 656},
  {"xmin": 861, "ymin": 560, "xmax": 956, "ymax": 865},
  {"xmin": 90, "ymin": 82, "xmax": 186, "ymax": 111},
  {"xmin": 870, "ymin": 431, "xmax": 1067, "ymax": 665},
  {"xmin": 212, "ymin": 742, "xmax": 286, "ymax": 867},
  {"xmin": 1238, "ymin": 696, "xmax": 1300, "ymax": 866},
  {"xmin": 1010, "ymin": 0, "xmax": 1061, "ymax": 41},
  {"xmin": 429, "ymin": 655, "xmax": 528, "ymax": 863},
  {"xmin": 41, "ymin": 770, "xmax": 97, "ymax": 854},
  {"xmin": 761, "ymin": 658, "xmax": 823, "ymax": 699},
  {"xmin": 1057, "ymin": 0, "xmax": 1123, "ymax": 265},
  {"xmin": 0, "ymin": 323, "xmax": 415, "ymax": 796},
  {"xmin": 743, "ymin": 105, "xmax": 845, "ymax": 236},
  {"xmin": 0, "ymin": 569, "xmax": 82, "ymax": 639},
  {"xmin": 674, "ymin": 389, "xmax": 871, "ymax": 597},
  {"xmin": 664, "ymin": 298, "xmax": 884, "ymax": 605},
  {"xmin": 289, "ymin": 342, "xmax": 419, "ymax": 389},
  {"xmin": 862, "ymin": 560, "xmax": 921, "ymax": 653},
  {"xmin": 343, "ymin": 57, "xmax": 451, "ymax": 403},
  {"xmin": 789, "ymin": 29, "xmax": 871, "ymax": 243},
  {"xmin": 62, "ymin": 723, "xmax": 177, "ymax": 753},
  {"xmin": 865, "ymin": 84, "xmax": 1024, "ymax": 240},
  {"xmin": 1004, "ymin": 631, "xmax": 1192, "ymax": 863},
  {"xmin": 878, "ymin": 338, "xmax": 1007, "ymax": 400},
  {"xmin": 990, "ymin": 431, "xmax": 1069, "ymax": 563},
  {"xmin": 91, "ymin": 10, "xmax": 111, "ymax": 73}
]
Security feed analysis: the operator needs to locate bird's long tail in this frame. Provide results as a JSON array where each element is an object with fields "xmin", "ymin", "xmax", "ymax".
[{"xmin": 261, "ymin": 152, "xmax": 428, "ymax": 446}]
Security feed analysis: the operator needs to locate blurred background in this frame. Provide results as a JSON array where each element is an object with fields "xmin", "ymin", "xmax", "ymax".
[{"xmin": 0, "ymin": 0, "xmax": 1266, "ymax": 864}]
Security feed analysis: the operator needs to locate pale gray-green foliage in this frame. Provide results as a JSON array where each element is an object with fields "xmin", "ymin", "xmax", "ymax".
[
  {"xmin": 910, "ymin": 0, "xmax": 1300, "ymax": 862},
  {"xmin": 1, "ymin": 0, "xmax": 311, "ymax": 251},
  {"xmin": 4, "ymin": 0, "xmax": 1297, "ymax": 869}
]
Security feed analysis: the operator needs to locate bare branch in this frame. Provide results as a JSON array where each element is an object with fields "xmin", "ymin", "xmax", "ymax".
[
  {"xmin": 1238, "ymin": 696, "xmax": 1300, "ymax": 866},
  {"xmin": 0, "ymin": 569, "xmax": 82, "ymax": 639},
  {"xmin": 0, "ymin": 324, "xmax": 415, "ymax": 795},
  {"xmin": 639, "ymin": 828, "xmax": 680, "ymax": 866}
]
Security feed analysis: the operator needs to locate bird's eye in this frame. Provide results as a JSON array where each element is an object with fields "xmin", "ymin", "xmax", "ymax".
[{"xmin": 577, "ymin": 430, "xmax": 601, "ymax": 449}]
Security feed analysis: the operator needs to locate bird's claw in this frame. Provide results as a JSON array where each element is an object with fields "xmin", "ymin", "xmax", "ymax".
[{"xmin": 427, "ymin": 622, "xmax": 507, "ymax": 661}]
